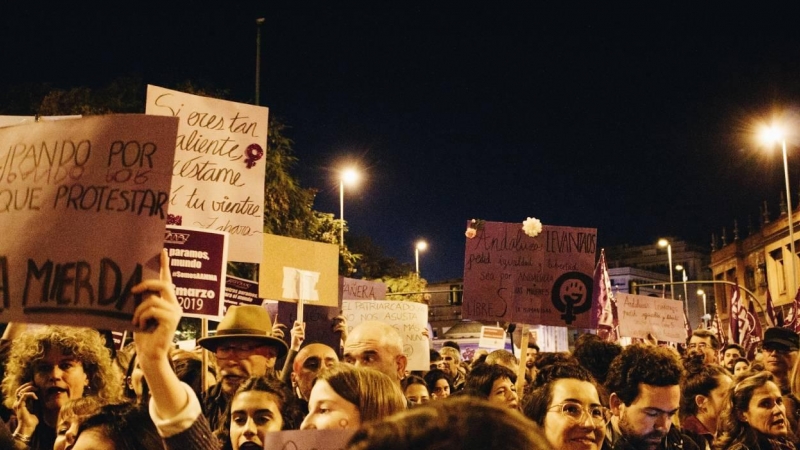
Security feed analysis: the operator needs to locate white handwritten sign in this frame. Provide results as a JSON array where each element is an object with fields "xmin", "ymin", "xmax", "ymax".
[
  {"xmin": 342, "ymin": 299, "xmax": 430, "ymax": 371},
  {"xmin": 0, "ymin": 115, "xmax": 178, "ymax": 329},
  {"xmin": 261, "ymin": 429, "xmax": 355, "ymax": 450},
  {"xmin": 145, "ymin": 85, "xmax": 268, "ymax": 263},
  {"xmin": 340, "ymin": 276, "xmax": 387, "ymax": 300},
  {"xmin": 617, "ymin": 293, "xmax": 686, "ymax": 342}
]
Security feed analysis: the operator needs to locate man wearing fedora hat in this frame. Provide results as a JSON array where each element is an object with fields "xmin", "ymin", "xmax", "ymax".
[{"xmin": 198, "ymin": 304, "xmax": 289, "ymax": 431}]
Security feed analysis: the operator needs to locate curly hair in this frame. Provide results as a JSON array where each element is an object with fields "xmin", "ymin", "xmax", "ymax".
[
  {"xmin": 679, "ymin": 360, "xmax": 732, "ymax": 418},
  {"xmin": 2, "ymin": 326, "xmax": 122, "ymax": 409},
  {"xmin": 523, "ymin": 362, "xmax": 599, "ymax": 426},
  {"xmin": 424, "ymin": 369, "xmax": 453, "ymax": 397},
  {"xmin": 572, "ymin": 333, "xmax": 622, "ymax": 385},
  {"xmin": 713, "ymin": 371, "xmax": 784, "ymax": 450},
  {"xmin": 462, "ymin": 363, "xmax": 516, "ymax": 399},
  {"xmin": 604, "ymin": 344, "xmax": 684, "ymax": 406},
  {"xmin": 346, "ymin": 396, "xmax": 551, "ymax": 450}
]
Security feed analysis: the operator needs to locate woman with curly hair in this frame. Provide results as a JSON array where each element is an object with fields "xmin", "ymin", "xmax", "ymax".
[
  {"xmin": 713, "ymin": 371, "xmax": 795, "ymax": 450},
  {"xmin": 2, "ymin": 325, "xmax": 122, "ymax": 449}
]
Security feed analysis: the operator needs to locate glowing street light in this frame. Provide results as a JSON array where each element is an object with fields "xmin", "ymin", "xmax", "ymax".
[
  {"xmin": 697, "ymin": 289, "xmax": 709, "ymax": 328},
  {"xmin": 658, "ymin": 239, "xmax": 674, "ymax": 299},
  {"xmin": 759, "ymin": 124, "xmax": 797, "ymax": 297},
  {"xmin": 339, "ymin": 168, "xmax": 359, "ymax": 249},
  {"xmin": 415, "ymin": 240, "xmax": 428, "ymax": 275},
  {"xmin": 675, "ymin": 264, "xmax": 689, "ymax": 301}
]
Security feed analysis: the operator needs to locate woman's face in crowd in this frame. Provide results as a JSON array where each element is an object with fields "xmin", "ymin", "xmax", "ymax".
[
  {"xmin": 230, "ymin": 390, "xmax": 284, "ymax": 450},
  {"xmin": 700, "ymin": 375, "xmax": 732, "ymax": 428},
  {"xmin": 71, "ymin": 428, "xmax": 115, "ymax": 450},
  {"xmin": 431, "ymin": 379, "xmax": 450, "ymax": 399},
  {"xmin": 734, "ymin": 361, "xmax": 750, "ymax": 375},
  {"xmin": 300, "ymin": 380, "xmax": 361, "ymax": 430},
  {"xmin": 488, "ymin": 376, "xmax": 518, "ymax": 410},
  {"xmin": 544, "ymin": 379, "xmax": 606, "ymax": 450},
  {"xmin": 405, "ymin": 383, "xmax": 430, "ymax": 406},
  {"xmin": 33, "ymin": 348, "xmax": 89, "ymax": 412},
  {"xmin": 743, "ymin": 381, "xmax": 789, "ymax": 438},
  {"xmin": 53, "ymin": 412, "xmax": 81, "ymax": 450}
]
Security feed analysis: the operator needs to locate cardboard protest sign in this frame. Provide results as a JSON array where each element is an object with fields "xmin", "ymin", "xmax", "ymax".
[
  {"xmin": 479, "ymin": 325, "xmax": 506, "ymax": 350},
  {"xmin": 262, "ymin": 429, "xmax": 355, "ymax": 450},
  {"xmin": 0, "ymin": 116, "xmax": 82, "ymax": 128},
  {"xmin": 617, "ymin": 293, "xmax": 686, "ymax": 342},
  {"xmin": 259, "ymin": 234, "xmax": 339, "ymax": 307},
  {"xmin": 462, "ymin": 221, "xmax": 597, "ymax": 327},
  {"xmin": 0, "ymin": 114, "xmax": 178, "ymax": 329},
  {"xmin": 342, "ymin": 299, "xmax": 430, "ymax": 370},
  {"xmin": 340, "ymin": 276, "xmax": 387, "ymax": 300},
  {"xmin": 145, "ymin": 85, "xmax": 268, "ymax": 264},
  {"xmin": 164, "ymin": 226, "xmax": 228, "ymax": 319}
]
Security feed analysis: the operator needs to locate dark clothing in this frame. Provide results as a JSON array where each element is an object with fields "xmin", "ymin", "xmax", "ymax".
[
  {"xmin": 163, "ymin": 413, "xmax": 221, "ymax": 450},
  {"xmin": 200, "ymin": 382, "xmax": 229, "ymax": 433},
  {"xmin": 681, "ymin": 415, "xmax": 712, "ymax": 449},
  {"xmin": 726, "ymin": 432, "xmax": 797, "ymax": 450},
  {"xmin": 613, "ymin": 426, "xmax": 701, "ymax": 450}
]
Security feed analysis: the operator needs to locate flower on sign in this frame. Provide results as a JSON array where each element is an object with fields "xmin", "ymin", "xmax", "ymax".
[
  {"xmin": 465, "ymin": 219, "xmax": 484, "ymax": 239},
  {"xmin": 522, "ymin": 217, "xmax": 543, "ymax": 238}
]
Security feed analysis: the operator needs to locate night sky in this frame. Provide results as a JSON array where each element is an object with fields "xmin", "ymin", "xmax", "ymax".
[{"xmin": 4, "ymin": 3, "xmax": 800, "ymax": 282}]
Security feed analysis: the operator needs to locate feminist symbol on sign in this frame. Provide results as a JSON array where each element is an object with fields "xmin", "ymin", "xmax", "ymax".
[
  {"xmin": 551, "ymin": 272, "xmax": 593, "ymax": 324},
  {"xmin": 244, "ymin": 143, "xmax": 264, "ymax": 168}
]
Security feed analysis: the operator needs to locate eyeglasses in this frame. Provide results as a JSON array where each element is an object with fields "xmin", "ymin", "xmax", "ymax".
[
  {"xmin": 547, "ymin": 402, "xmax": 612, "ymax": 427},
  {"xmin": 215, "ymin": 343, "xmax": 273, "ymax": 359}
]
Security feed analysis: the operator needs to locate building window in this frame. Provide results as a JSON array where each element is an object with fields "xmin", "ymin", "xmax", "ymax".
[
  {"xmin": 449, "ymin": 284, "xmax": 463, "ymax": 305},
  {"xmin": 770, "ymin": 249, "xmax": 786, "ymax": 295},
  {"xmin": 745, "ymin": 267, "xmax": 756, "ymax": 292}
]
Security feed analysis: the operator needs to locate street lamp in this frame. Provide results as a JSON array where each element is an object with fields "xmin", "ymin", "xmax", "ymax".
[
  {"xmin": 697, "ymin": 289, "xmax": 708, "ymax": 328},
  {"xmin": 675, "ymin": 264, "xmax": 689, "ymax": 302},
  {"xmin": 339, "ymin": 168, "xmax": 359, "ymax": 249},
  {"xmin": 415, "ymin": 240, "xmax": 428, "ymax": 275},
  {"xmin": 759, "ymin": 124, "xmax": 797, "ymax": 297},
  {"xmin": 255, "ymin": 17, "xmax": 265, "ymax": 106},
  {"xmin": 658, "ymin": 239, "xmax": 674, "ymax": 299}
]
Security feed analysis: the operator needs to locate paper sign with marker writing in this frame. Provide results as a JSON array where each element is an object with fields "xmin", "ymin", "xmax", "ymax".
[
  {"xmin": 342, "ymin": 299, "xmax": 430, "ymax": 371},
  {"xmin": 163, "ymin": 225, "xmax": 228, "ymax": 319},
  {"xmin": 145, "ymin": 85, "xmax": 268, "ymax": 264},
  {"xmin": 259, "ymin": 234, "xmax": 339, "ymax": 307},
  {"xmin": 462, "ymin": 221, "xmax": 597, "ymax": 327},
  {"xmin": 479, "ymin": 326, "xmax": 506, "ymax": 350},
  {"xmin": 0, "ymin": 114, "xmax": 178, "ymax": 329},
  {"xmin": 616, "ymin": 293, "xmax": 686, "ymax": 342},
  {"xmin": 340, "ymin": 276, "xmax": 387, "ymax": 300},
  {"xmin": 261, "ymin": 429, "xmax": 355, "ymax": 450}
]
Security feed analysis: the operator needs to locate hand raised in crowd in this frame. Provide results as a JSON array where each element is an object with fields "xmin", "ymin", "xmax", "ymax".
[
  {"xmin": 272, "ymin": 315, "xmax": 286, "ymax": 340},
  {"xmin": 132, "ymin": 249, "xmax": 182, "ymax": 364},
  {"xmin": 290, "ymin": 320, "xmax": 306, "ymax": 351},
  {"xmin": 12, "ymin": 381, "xmax": 39, "ymax": 438},
  {"xmin": 332, "ymin": 315, "xmax": 348, "ymax": 342}
]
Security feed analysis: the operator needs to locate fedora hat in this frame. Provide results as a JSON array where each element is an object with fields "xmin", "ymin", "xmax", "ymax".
[{"xmin": 198, "ymin": 305, "xmax": 288, "ymax": 358}]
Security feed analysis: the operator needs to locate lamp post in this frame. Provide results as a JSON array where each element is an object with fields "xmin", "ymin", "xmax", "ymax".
[
  {"xmin": 415, "ymin": 240, "xmax": 428, "ymax": 276},
  {"xmin": 697, "ymin": 289, "xmax": 708, "ymax": 327},
  {"xmin": 760, "ymin": 125, "xmax": 797, "ymax": 297},
  {"xmin": 255, "ymin": 17, "xmax": 265, "ymax": 106},
  {"xmin": 658, "ymin": 239, "xmax": 674, "ymax": 299},
  {"xmin": 675, "ymin": 264, "xmax": 689, "ymax": 302},
  {"xmin": 339, "ymin": 168, "xmax": 359, "ymax": 249}
]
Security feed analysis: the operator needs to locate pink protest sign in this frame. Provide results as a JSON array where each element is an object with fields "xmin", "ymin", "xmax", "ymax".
[
  {"xmin": 0, "ymin": 115, "xmax": 178, "ymax": 329},
  {"xmin": 462, "ymin": 221, "xmax": 597, "ymax": 327}
]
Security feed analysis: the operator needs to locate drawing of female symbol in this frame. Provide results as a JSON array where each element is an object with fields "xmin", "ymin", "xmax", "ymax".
[
  {"xmin": 551, "ymin": 272, "xmax": 593, "ymax": 324},
  {"xmin": 244, "ymin": 143, "xmax": 264, "ymax": 168}
]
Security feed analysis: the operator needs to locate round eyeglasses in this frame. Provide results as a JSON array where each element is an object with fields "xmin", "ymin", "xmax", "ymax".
[{"xmin": 547, "ymin": 402, "xmax": 612, "ymax": 427}]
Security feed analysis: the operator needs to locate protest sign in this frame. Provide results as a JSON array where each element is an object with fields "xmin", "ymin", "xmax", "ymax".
[
  {"xmin": 342, "ymin": 299, "xmax": 430, "ymax": 370},
  {"xmin": 224, "ymin": 276, "xmax": 263, "ymax": 314},
  {"xmin": 340, "ymin": 276, "xmax": 387, "ymax": 300},
  {"xmin": 462, "ymin": 221, "xmax": 597, "ymax": 327},
  {"xmin": 0, "ymin": 116, "xmax": 82, "ymax": 128},
  {"xmin": 145, "ymin": 85, "xmax": 268, "ymax": 264},
  {"xmin": 0, "ymin": 115, "xmax": 178, "ymax": 329},
  {"xmin": 164, "ymin": 226, "xmax": 228, "ymax": 319},
  {"xmin": 275, "ymin": 301, "xmax": 342, "ymax": 356},
  {"xmin": 262, "ymin": 429, "xmax": 355, "ymax": 450},
  {"xmin": 617, "ymin": 293, "xmax": 686, "ymax": 342},
  {"xmin": 479, "ymin": 325, "xmax": 506, "ymax": 350},
  {"xmin": 259, "ymin": 234, "xmax": 339, "ymax": 307}
]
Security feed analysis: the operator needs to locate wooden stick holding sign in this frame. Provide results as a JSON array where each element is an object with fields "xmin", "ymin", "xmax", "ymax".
[
  {"xmin": 516, "ymin": 324, "xmax": 530, "ymax": 397},
  {"xmin": 296, "ymin": 270, "xmax": 305, "ymax": 324}
]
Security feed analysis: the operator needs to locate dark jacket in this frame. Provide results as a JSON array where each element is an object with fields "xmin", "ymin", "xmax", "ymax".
[{"xmin": 613, "ymin": 426, "xmax": 702, "ymax": 450}]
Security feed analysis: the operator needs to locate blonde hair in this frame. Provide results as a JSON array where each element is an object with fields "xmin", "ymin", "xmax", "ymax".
[{"xmin": 317, "ymin": 364, "xmax": 406, "ymax": 423}]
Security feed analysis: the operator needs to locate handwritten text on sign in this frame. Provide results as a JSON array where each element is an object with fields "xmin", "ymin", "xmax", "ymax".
[
  {"xmin": 342, "ymin": 299, "xmax": 430, "ymax": 371},
  {"xmin": 0, "ymin": 115, "xmax": 178, "ymax": 330},
  {"xmin": 616, "ymin": 293, "xmax": 686, "ymax": 342},
  {"xmin": 145, "ymin": 85, "xmax": 268, "ymax": 264},
  {"xmin": 340, "ymin": 277, "xmax": 387, "ymax": 300},
  {"xmin": 462, "ymin": 221, "xmax": 597, "ymax": 327}
]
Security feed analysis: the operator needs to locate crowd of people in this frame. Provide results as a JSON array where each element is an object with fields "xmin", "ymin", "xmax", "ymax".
[{"xmin": 1, "ymin": 252, "xmax": 800, "ymax": 449}]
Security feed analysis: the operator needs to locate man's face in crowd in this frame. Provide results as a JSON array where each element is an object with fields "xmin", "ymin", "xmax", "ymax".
[
  {"xmin": 687, "ymin": 335, "xmax": 717, "ymax": 365},
  {"xmin": 214, "ymin": 338, "xmax": 278, "ymax": 396},
  {"xmin": 343, "ymin": 325, "xmax": 405, "ymax": 382},
  {"xmin": 612, "ymin": 383, "xmax": 680, "ymax": 450},
  {"xmin": 722, "ymin": 347, "xmax": 743, "ymax": 370},
  {"xmin": 762, "ymin": 344, "xmax": 797, "ymax": 380},
  {"xmin": 440, "ymin": 351, "xmax": 460, "ymax": 378},
  {"xmin": 291, "ymin": 344, "xmax": 338, "ymax": 400},
  {"xmin": 525, "ymin": 347, "xmax": 538, "ymax": 369}
]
